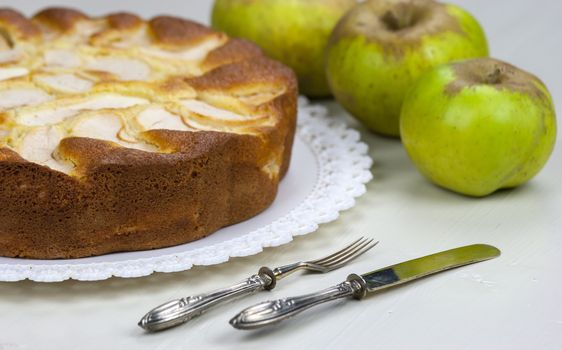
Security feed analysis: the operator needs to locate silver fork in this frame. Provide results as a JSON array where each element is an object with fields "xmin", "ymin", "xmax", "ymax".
[{"xmin": 138, "ymin": 237, "xmax": 378, "ymax": 332}]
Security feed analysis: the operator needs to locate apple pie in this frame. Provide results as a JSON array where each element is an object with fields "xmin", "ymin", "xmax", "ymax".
[{"xmin": 0, "ymin": 8, "xmax": 297, "ymax": 259}]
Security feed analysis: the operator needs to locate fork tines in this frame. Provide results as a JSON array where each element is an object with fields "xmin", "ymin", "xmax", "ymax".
[{"xmin": 311, "ymin": 237, "xmax": 378, "ymax": 270}]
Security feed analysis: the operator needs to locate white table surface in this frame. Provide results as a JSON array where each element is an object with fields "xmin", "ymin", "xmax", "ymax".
[{"xmin": 1, "ymin": 1, "xmax": 561, "ymax": 349}]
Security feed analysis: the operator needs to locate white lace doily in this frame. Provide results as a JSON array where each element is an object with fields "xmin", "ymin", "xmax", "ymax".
[{"xmin": 0, "ymin": 98, "xmax": 372, "ymax": 282}]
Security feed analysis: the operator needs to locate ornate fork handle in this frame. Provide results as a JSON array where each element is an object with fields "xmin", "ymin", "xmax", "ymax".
[
  {"xmin": 139, "ymin": 270, "xmax": 274, "ymax": 332},
  {"xmin": 230, "ymin": 277, "xmax": 365, "ymax": 330}
]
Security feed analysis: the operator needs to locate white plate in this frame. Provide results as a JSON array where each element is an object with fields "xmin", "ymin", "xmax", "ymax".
[{"xmin": 0, "ymin": 98, "xmax": 373, "ymax": 282}]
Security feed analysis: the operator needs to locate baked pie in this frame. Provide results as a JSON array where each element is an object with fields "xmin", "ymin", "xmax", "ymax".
[{"xmin": 0, "ymin": 8, "xmax": 297, "ymax": 259}]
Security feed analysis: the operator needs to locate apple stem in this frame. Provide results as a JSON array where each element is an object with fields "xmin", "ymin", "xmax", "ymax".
[
  {"xmin": 486, "ymin": 67, "xmax": 503, "ymax": 84},
  {"xmin": 382, "ymin": 5, "xmax": 414, "ymax": 31}
]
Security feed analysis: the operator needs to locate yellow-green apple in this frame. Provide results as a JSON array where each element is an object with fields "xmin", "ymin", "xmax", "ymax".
[
  {"xmin": 211, "ymin": 0, "xmax": 356, "ymax": 97},
  {"xmin": 400, "ymin": 58, "xmax": 557, "ymax": 197},
  {"xmin": 326, "ymin": 0, "xmax": 488, "ymax": 136}
]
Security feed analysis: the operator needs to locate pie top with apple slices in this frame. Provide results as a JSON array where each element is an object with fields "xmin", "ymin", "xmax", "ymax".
[{"xmin": 0, "ymin": 8, "xmax": 297, "ymax": 259}]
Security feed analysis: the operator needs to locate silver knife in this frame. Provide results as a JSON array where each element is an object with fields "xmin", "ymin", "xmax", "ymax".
[{"xmin": 230, "ymin": 244, "xmax": 500, "ymax": 329}]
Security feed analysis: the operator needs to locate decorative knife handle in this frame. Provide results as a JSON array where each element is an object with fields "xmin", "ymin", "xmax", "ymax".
[
  {"xmin": 230, "ymin": 278, "xmax": 365, "ymax": 330},
  {"xmin": 139, "ymin": 270, "xmax": 274, "ymax": 332}
]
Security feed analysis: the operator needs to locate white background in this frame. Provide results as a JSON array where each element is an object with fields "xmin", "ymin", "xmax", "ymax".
[{"xmin": 0, "ymin": 1, "xmax": 561, "ymax": 349}]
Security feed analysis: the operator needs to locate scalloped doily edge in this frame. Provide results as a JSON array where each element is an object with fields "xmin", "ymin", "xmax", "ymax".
[{"xmin": 0, "ymin": 97, "xmax": 373, "ymax": 282}]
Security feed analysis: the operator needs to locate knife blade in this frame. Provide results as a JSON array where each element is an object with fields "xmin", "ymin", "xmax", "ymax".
[{"xmin": 230, "ymin": 244, "xmax": 500, "ymax": 329}]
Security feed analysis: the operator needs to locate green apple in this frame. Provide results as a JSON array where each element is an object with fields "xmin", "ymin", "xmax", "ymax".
[
  {"xmin": 326, "ymin": 0, "xmax": 488, "ymax": 136},
  {"xmin": 400, "ymin": 58, "xmax": 557, "ymax": 197},
  {"xmin": 211, "ymin": 0, "xmax": 356, "ymax": 97}
]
